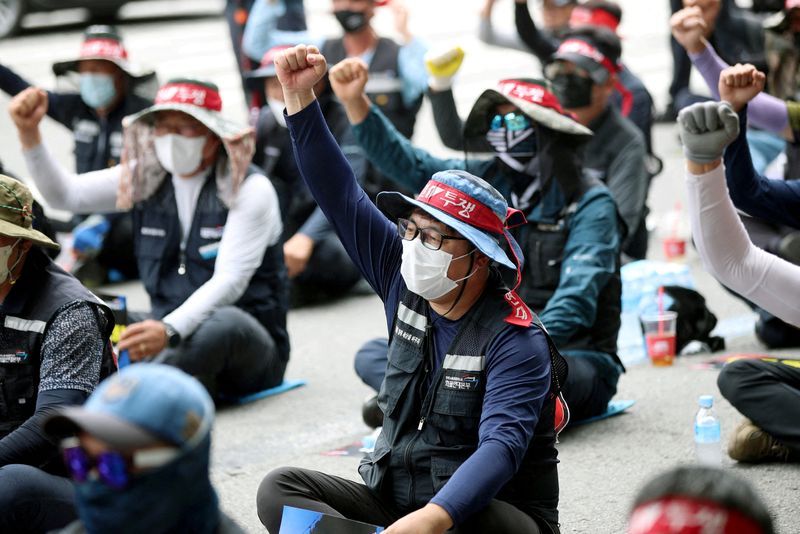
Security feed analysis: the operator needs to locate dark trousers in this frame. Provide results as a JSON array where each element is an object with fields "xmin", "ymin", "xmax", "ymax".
[
  {"xmin": 0, "ymin": 464, "xmax": 76, "ymax": 533},
  {"xmin": 132, "ymin": 306, "xmax": 287, "ymax": 399},
  {"xmin": 291, "ymin": 235, "xmax": 363, "ymax": 307},
  {"xmin": 718, "ymin": 358, "xmax": 800, "ymax": 454},
  {"xmin": 353, "ymin": 339, "xmax": 621, "ymax": 423},
  {"xmin": 256, "ymin": 467, "xmax": 548, "ymax": 534}
]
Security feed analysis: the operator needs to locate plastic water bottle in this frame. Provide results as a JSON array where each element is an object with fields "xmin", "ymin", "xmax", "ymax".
[{"xmin": 694, "ymin": 395, "xmax": 722, "ymax": 466}]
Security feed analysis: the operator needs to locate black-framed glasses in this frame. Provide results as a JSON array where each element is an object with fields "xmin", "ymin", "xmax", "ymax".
[
  {"xmin": 490, "ymin": 111, "xmax": 531, "ymax": 132},
  {"xmin": 397, "ymin": 217, "xmax": 467, "ymax": 251}
]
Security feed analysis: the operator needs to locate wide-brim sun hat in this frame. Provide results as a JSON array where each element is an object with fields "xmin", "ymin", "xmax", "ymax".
[
  {"xmin": 377, "ymin": 169, "xmax": 535, "ymax": 326},
  {"xmin": 0, "ymin": 175, "xmax": 59, "ymax": 250},
  {"xmin": 44, "ymin": 363, "xmax": 214, "ymax": 452},
  {"xmin": 117, "ymin": 78, "xmax": 256, "ymax": 209},
  {"xmin": 463, "ymin": 78, "xmax": 593, "ymax": 139},
  {"xmin": 51, "ymin": 24, "xmax": 154, "ymax": 80}
]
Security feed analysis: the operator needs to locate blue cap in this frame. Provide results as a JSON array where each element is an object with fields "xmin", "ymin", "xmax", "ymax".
[
  {"xmin": 44, "ymin": 363, "xmax": 214, "ymax": 452},
  {"xmin": 698, "ymin": 395, "xmax": 714, "ymax": 408}
]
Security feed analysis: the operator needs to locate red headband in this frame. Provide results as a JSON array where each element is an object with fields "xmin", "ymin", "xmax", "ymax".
[
  {"xmin": 417, "ymin": 180, "xmax": 534, "ymax": 326},
  {"xmin": 629, "ymin": 497, "xmax": 765, "ymax": 534},
  {"xmin": 80, "ymin": 38, "xmax": 128, "ymax": 61},
  {"xmin": 556, "ymin": 39, "xmax": 632, "ymax": 116},
  {"xmin": 155, "ymin": 82, "xmax": 223, "ymax": 112},
  {"xmin": 569, "ymin": 7, "xmax": 620, "ymax": 32},
  {"xmin": 497, "ymin": 80, "xmax": 565, "ymax": 114}
]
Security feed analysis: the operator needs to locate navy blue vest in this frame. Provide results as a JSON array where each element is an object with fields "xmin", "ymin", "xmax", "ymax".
[
  {"xmin": 360, "ymin": 280, "xmax": 562, "ymax": 530},
  {"xmin": 131, "ymin": 169, "xmax": 289, "ymax": 361},
  {"xmin": 0, "ymin": 248, "xmax": 115, "ymax": 437}
]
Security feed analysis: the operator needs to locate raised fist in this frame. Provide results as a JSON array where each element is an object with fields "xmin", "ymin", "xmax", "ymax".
[
  {"xmin": 678, "ymin": 101, "xmax": 740, "ymax": 164},
  {"xmin": 329, "ymin": 58, "xmax": 370, "ymax": 105},
  {"xmin": 425, "ymin": 45, "xmax": 465, "ymax": 92},
  {"xmin": 8, "ymin": 87, "xmax": 48, "ymax": 134},
  {"xmin": 670, "ymin": 6, "xmax": 708, "ymax": 54},
  {"xmin": 719, "ymin": 63, "xmax": 765, "ymax": 113},
  {"xmin": 274, "ymin": 44, "xmax": 328, "ymax": 94}
]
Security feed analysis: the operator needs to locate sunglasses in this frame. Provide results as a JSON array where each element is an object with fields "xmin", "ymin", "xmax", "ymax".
[
  {"xmin": 490, "ymin": 111, "xmax": 532, "ymax": 132},
  {"xmin": 61, "ymin": 437, "xmax": 181, "ymax": 490}
]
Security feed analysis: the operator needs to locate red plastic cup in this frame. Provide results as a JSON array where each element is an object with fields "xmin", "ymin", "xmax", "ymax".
[
  {"xmin": 641, "ymin": 311, "xmax": 678, "ymax": 366},
  {"xmin": 663, "ymin": 236, "xmax": 686, "ymax": 261}
]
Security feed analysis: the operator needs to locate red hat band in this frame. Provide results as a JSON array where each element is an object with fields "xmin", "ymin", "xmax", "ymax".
[
  {"xmin": 155, "ymin": 83, "xmax": 223, "ymax": 112},
  {"xmin": 569, "ymin": 7, "xmax": 620, "ymax": 33},
  {"xmin": 558, "ymin": 39, "xmax": 620, "ymax": 75},
  {"xmin": 80, "ymin": 38, "xmax": 128, "ymax": 61},
  {"xmin": 629, "ymin": 497, "xmax": 765, "ymax": 534},
  {"xmin": 496, "ymin": 80, "xmax": 565, "ymax": 114}
]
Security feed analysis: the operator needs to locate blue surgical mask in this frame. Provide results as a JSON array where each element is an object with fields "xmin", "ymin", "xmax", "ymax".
[{"xmin": 80, "ymin": 73, "xmax": 118, "ymax": 109}]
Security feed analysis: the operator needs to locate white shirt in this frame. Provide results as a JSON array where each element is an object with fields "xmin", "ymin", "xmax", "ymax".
[{"xmin": 24, "ymin": 143, "xmax": 283, "ymax": 338}]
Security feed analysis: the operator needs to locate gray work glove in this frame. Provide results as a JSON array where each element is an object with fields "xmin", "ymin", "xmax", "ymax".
[{"xmin": 677, "ymin": 101, "xmax": 740, "ymax": 163}]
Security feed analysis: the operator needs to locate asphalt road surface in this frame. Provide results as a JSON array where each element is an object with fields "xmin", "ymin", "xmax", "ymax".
[{"xmin": 0, "ymin": 1, "xmax": 798, "ymax": 532}]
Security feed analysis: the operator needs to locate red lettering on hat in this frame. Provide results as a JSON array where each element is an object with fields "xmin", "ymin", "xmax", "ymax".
[
  {"xmin": 80, "ymin": 38, "xmax": 128, "ymax": 61},
  {"xmin": 418, "ymin": 180, "xmax": 504, "ymax": 233},
  {"xmin": 503, "ymin": 291, "xmax": 534, "ymax": 327},
  {"xmin": 557, "ymin": 39, "xmax": 620, "ymax": 75},
  {"xmin": 496, "ymin": 80, "xmax": 564, "ymax": 114},
  {"xmin": 569, "ymin": 6, "xmax": 620, "ymax": 33},
  {"xmin": 629, "ymin": 497, "xmax": 765, "ymax": 534},
  {"xmin": 155, "ymin": 83, "xmax": 223, "ymax": 112}
]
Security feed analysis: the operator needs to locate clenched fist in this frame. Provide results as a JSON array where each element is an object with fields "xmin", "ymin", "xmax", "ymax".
[
  {"xmin": 719, "ymin": 63, "xmax": 765, "ymax": 113},
  {"xmin": 8, "ymin": 87, "xmax": 48, "ymax": 148},
  {"xmin": 670, "ymin": 6, "xmax": 708, "ymax": 55},
  {"xmin": 329, "ymin": 58, "xmax": 370, "ymax": 105},
  {"xmin": 274, "ymin": 44, "xmax": 328, "ymax": 115}
]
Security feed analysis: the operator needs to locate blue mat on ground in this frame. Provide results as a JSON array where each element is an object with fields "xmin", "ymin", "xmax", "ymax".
[
  {"xmin": 222, "ymin": 379, "xmax": 306, "ymax": 405},
  {"xmin": 571, "ymin": 399, "xmax": 635, "ymax": 427}
]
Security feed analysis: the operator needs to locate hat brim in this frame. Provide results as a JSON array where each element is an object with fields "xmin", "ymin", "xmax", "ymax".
[
  {"xmin": 376, "ymin": 191, "xmax": 516, "ymax": 271},
  {"xmin": 52, "ymin": 57, "xmax": 154, "ymax": 80},
  {"xmin": 0, "ymin": 219, "xmax": 59, "ymax": 250},
  {"xmin": 550, "ymin": 52, "xmax": 610, "ymax": 84},
  {"xmin": 124, "ymin": 103, "xmax": 251, "ymax": 142},
  {"xmin": 44, "ymin": 407, "xmax": 165, "ymax": 452},
  {"xmin": 464, "ymin": 88, "xmax": 593, "ymax": 139}
]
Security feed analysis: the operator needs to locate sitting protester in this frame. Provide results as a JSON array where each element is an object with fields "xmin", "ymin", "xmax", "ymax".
[
  {"xmin": 44, "ymin": 363, "xmax": 244, "ymax": 534},
  {"xmin": 246, "ymin": 44, "xmax": 364, "ymax": 305},
  {"xmin": 257, "ymin": 43, "xmax": 567, "ymax": 534},
  {"xmin": 330, "ymin": 57, "xmax": 625, "ymax": 426},
  {"xmin": 0, "ymin": 174, "xmax": 115, "ymax": 533},
  {"xmin": 9, "ymin": 80, "xmax": 289, "ymax": 401},
  {"xmin": 678, "ymin": 73, "xmax": 800, "ymax": 463},
  {"xmin": 0, "ymin": 25, "xmax": 157, "ymax": 285}
]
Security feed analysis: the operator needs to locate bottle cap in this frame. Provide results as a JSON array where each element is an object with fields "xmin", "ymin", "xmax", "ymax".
[{"xmin": 698, "ymin": 395, "xmax": 713, "ymax": 408}]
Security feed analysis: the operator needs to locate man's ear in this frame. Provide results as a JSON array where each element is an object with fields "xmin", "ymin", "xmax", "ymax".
[{"xmin": 475, "ymin": 250, "xmax": 491, "ymax": 268}]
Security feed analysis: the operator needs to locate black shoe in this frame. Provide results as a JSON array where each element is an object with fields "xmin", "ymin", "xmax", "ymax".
[
  {"xmin": 655, "ymin": 102, "xmax": 678, "ymax": 123},
  {"xmin": 361, "ymin": 395, "xmax": 384, "ymax": 429}
]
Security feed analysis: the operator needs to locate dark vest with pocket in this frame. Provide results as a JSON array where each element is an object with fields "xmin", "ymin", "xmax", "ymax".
[
  {"xmin": 359, "ymin": 282, "xmax": 564, "ymax": 531},
  {"xmin": 0, "ymin": 248, "xmax": 115, "ymax": 438},
  {"xmin": 513, "ymin": 178, "xmax": 623, "ymax": 367},
  {"xmin": 322, "ymin": 36, "xmax": 422, "ymax": 139},
  {"xmin": 131, "ymin": 169, "xmax": 290, "ymax": 361}
]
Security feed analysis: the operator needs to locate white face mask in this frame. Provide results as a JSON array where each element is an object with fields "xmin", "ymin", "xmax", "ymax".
[
  {"xmin": 0, "ymin": 239, "xmax": 22, "ymax": 285},
  {"xmin": 400, "ymin": 238, "xmax": 476, "ymax": 301},
  {"xmin": 154, "ymin": 133, "xmax": 207, "ymax": 177},
  {"xmin": 267, "ymin": 98, "xmax": 287, "ymax": 128}
]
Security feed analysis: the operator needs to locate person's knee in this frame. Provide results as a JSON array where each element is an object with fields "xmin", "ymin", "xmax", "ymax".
[
  {"xmin": 256, "ymin": 467, "xmax": 296, "ymax": 530},
  {"xmin": 353, "ymin": 338, "xmax": 388, "ymax": 392},
  {"xmin": 0, "ymin": 465, "xmax": 25, "ymax": 511},
  {"xmin": 717, "ymin": 359, "xmax": 756, "ymax": 405}
]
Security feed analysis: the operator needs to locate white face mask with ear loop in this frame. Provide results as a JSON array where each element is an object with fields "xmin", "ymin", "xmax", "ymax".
[
  {"xmin": 153, "ymin": 133, "xmax": 208, "ymax": 177},
  {"xmin": 0, "ymin": 238, "xmax": 23, "ymax": 285},
  {"xmin": 400, "ymin": 238, "xmax": 479, "ymax": 301}
]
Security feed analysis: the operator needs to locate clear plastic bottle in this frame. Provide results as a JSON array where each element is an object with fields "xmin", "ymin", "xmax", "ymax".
[{"xmin": 694, "ymin": 395, "xmax": 722, "ymax": 466}]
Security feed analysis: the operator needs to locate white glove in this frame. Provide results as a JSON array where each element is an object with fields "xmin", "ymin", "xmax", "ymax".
[{"xmin": 677, "ymin": 101, "xmax": 740, "ymax": 163}]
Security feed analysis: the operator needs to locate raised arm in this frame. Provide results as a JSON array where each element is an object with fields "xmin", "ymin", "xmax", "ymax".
[
  {"xmin": 514, "ymin": 0, "xmax": 559, "ymax": 63},
  {"xmin": 9, "ymin": 87, "xmax": 119, "ymax": 213}
]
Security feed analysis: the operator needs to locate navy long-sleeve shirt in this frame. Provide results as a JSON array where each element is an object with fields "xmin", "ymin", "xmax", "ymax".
[
  {"xmin": 286, "ymin": 100, "xmax": 552, "ymax": 525},
  {"xmin": 724, "ymin": 110, "xmax": 800, "ymax": 230}
]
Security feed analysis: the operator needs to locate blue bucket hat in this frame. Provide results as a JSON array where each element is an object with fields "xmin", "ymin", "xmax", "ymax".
[
  {"xmin": 377, "ymin": 170, "xmax": 535, "ymax": 325},
  {"xmin": 44, "ymin": 364, "xmax": 214, "ymax": 452}
]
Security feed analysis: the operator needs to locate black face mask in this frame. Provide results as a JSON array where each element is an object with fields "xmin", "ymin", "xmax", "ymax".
[
  {"xmin": 550, "ymin": 73, "xmax": 594, "ymax": 109},
  {"xmin": 334, "ymin": 10, "xmax": 369, "ymax": 33}
]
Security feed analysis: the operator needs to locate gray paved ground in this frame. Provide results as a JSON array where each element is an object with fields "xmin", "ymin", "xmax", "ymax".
[{"xmin": 1, "ymin": 1, "xmax": 799, "ymax": 532}]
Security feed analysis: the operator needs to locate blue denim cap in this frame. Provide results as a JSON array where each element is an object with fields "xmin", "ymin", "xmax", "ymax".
[
  {"xmin": 44, "ymin": 363, "xmax": 214, "ymax": 452},
  {"xmin": 376, "ymin": 169, "xmax": 525, "ymax": 273}
]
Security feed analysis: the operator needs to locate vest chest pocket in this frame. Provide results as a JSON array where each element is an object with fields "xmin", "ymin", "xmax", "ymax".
[
  {"xmin": 0, "ymin": 364, "xmax": 36, "ymax": 420},
  {"xmin": 378, "ymin": 347, "xmax": 422, "ymax": 418},
  {"xmin": 136, "ymin": 226, "xmax": 169, "ymax": 259},
  {"xmin": 429, "ymin": 388, "xmax": 484, "ymax": 438},
  {"xmin": 526, "ymin": 225, "xmax": 569, "ymax": 291}
]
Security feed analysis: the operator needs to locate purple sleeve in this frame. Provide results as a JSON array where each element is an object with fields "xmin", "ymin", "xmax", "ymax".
[
  {"xmin": 690, "ymin": 46, "xmax": 788, "ymax": 133},
  {"xmin": 285, "ymin": 100, "xmax": 402, "ymax": 300},
  {"xmin": 430, "ymin": 326, "xmax": 551, "ymax": 525}
]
